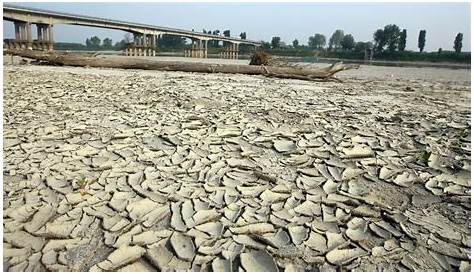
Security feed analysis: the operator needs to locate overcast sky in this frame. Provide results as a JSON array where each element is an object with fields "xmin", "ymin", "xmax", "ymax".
[{"xmin": 3, "ymin": 2, "xmax": 471, "ymax": 52}]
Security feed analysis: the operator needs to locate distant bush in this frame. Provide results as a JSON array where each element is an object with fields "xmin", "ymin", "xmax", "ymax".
[
  {"xmin": 374, "ymin": 51, "xmax": 470, "ymax": 63},
  {"xmin": 54, "ymin": 42, "xmax": 88, "ymax": 51},
  {"xmin": 263, "ymin": 48, "xmax": 470, "ymax": 64}
]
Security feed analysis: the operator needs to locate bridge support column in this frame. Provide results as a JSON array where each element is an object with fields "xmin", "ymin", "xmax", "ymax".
[
  {"xmin": 9, "ymin": 22, "xmax": 34, "ymax": 50},
  {"xmin": 31, "ymin": 24, "xmax": 53, "ymax": 51},
  {"xmin": 219, "ymin": 42, "xmax": 239, "ymax": 59},
  {"xmin": 236, "ymin": 43, "xmax": 239, "ymax": 59},
  {"xmin": 151, "ymin": 34, "xmax": 157, "ymax": 56},
  {"xmin": 47, "ymin": 25, "xmax": 53, "ymax": 51},
  {"xmin": 198, "ymin": 40, "xmax": 202, "ymax": 58}
]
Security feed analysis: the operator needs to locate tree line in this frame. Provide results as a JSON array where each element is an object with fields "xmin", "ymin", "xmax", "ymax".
[
  {"xmin": 57, "ymin": 29, "xmax": 251, "ymax": 51},
  {"xmin": 264, "ymin": 25, "xmax": 465, "ymax": 54}
]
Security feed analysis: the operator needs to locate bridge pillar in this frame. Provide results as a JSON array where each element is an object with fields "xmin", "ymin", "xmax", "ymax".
[
  {"xmin": 151, "ymin": 34, "xmax": 157, "ymax": 56},
  {"xmin": 128, "ymin": 33, "xmax": 156, "ymax": 57},
  {"xmin": 219, "ymin": 42, "xmax": 239, "ymax": 59},
  {"xmin": 186, "ymin": 39, "xmax": 207, "ymax": 58},
  {"xmin": 31, "ymin": 24, "xmax": 53, "ymax": 51},
  {"xmin": 9, "ymin": 22, "xmax": 34, "ymax": 50},
  {"xmin": 236, "ymin": 43, "xmax": 239, "ymax": 59}
]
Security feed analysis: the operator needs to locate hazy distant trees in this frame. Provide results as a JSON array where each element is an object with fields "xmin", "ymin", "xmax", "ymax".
[
  {"xmin": 292, "ymin": 39, "xmax": 299, "ymax": 48},
  {"xmin": 340, "ymin": 34, "xmax": 355, "ymax": 50},
  {"xmin": 211, "ymin": 30, "xmax": 220, "ymax": 47},
  {"xmin": 261, "ymin": 41, "xmax": 271, "ymax": 50},
  {"xmin": 398, "ymin": 29, "xmax": 407, "ymax": 51},
  {"xmin": 385, "ymin": 25, "xmax": 401, "ymax": 52},
  {"xmin": 354, "ymin": 41, "xmax": 373, "ymax": 52},
  {"xmin": 418, "ymin": 30, "xmax": 426, "ymax": 52},
  {"xmin": 373, "ymin": 29, "xmax": 386, "ymax": 52},
  {"xmin": 123, "ymin": 33, "xmax": 133, "ymax": 44},
  {"xmin": 90, "ymin": 36, "xmax": 101, "ymax": 47},
  {"xmin": 454, "ymin": 33, "xmax": 463, "ymax": 53},
  {"xmin": 373, "ymin": 24, "xmax": 401, "ymax": 53},
  {"xmin": 239, "ymin": 32, "xmax": 247, "ymax": 40},
  {"xmin": 308, "ymin": 34, "xmax": 326, "ymax": 49},
  {"xmin": 271, "ymin": 37, "xmax": 281, "ymax": 49},
  {"xmin": 158, "ymin": 34, "xmax": 186, "ymax": 49},
  {"xmin": 85, "ymin": 36, "xmax": 101, "ymax": 48},
  {"xmin": 102, "ymin": 38, "xmax": 113, "ymax": 48},
  {"xmin": 328, "ymin": 29, "xmax": 344, "ymax": 50}
]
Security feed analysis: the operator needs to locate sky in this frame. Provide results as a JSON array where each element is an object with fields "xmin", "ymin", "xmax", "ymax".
[{"xmin": 3, "ymin": 2, "xmax": 471, "ymax": 52}]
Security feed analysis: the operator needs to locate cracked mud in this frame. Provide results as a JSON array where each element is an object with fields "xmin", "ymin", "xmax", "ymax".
[{"xmin": 3, "ymin": 62, "xmax": 471, "ymax": 271}]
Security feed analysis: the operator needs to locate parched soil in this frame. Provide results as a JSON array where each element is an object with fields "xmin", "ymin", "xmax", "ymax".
[{"xmin": 3, "ymin": 61, "xmax": 471, "ymax": 272}]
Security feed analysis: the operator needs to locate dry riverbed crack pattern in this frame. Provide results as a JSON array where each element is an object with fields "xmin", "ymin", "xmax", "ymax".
[{"xmin": 3, "ymin": 64, "xmax": 471, "ymax": 271}]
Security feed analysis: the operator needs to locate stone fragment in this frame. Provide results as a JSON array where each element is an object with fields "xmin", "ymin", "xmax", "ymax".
[
  {"xmin": 343, "ymin": 145, "xmax": 373, "ymax": 158},
  {"xmin": 212, "ymin": 258, "xmax": 232, "ymax": 272},
  {"xmin": 170, "ymin": 232, "xmax": 195, "ymax": 261},
  {"xmin": 260, "ymin": 189, "xmax": 290, "ymax": 205},
  {"xmin": 145, "ymin": 245, "xmax": 174, "ymax": 271},
  {"xmin": 294, "ymin": 200, "xmax": 320, "ymax": 216},
  {"xmin": 98, "ymin": 245, "xmax": 145, "ymax": 271},
  {"xmin": 326, "ymin": 247, "xmax": 367, "ymax": 265},
  {"xmin": 24, "ymin": 204, "xmax": 56, "ymax": 233},
  {"xmin": 41, "ymin": 250, "xmax": 57, "ymax": 265},
  {"xmin": 229, "ymin": 223, "xmax": 275, "ymax": 234},
  {"xmin": 192, "ymin": 209, "xmax": 220, "ymax": 226},
  {"xmin": 4, "ymin": 231, "xmax": 45, "ymax": 252},
  {"xmin": 288, "ymin": 226, "xmax": 309, "ymax": 245},
  {"xmin": 304, "ymin": 231, "xmax": 327, "ymax": 252},
  {"xmin": 194, "ymin": 222, "xmax": 224, "ymax": 237},
  {"xmin": 171, "ymin": 202, "xmax": 187, "ymax": 232},
  {"xmin": 126, "ymin": 198, "xmax": 158, "ymax": 221},
  {"xmin": 117, "ymin": 259, "xmax": 156, "ymax": 272},
  {"xmin": 273, "ymin": 140, "xmax": 296, "ymax": 153},
  {"xmin": 240, "ymin": 250, "xmax": 278, "ymax": 272}
]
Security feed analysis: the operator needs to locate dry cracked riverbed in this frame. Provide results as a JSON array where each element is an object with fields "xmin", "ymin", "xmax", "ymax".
[{"xmin": 3, "ymin": 62, "xmax": 471, "ymax": 272}]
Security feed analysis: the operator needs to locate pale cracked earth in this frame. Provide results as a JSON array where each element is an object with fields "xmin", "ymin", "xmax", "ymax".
[{"xmin": 3, "ymin": 62, "xmax": 471, "ymax": 272}]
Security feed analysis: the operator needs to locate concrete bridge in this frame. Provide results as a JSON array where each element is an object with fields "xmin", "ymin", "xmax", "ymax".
[{"xmin": 3, "ymin": 4, "xmax": 261, "ymax": 58}]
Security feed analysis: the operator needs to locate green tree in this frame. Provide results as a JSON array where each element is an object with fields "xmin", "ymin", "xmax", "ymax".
[
  {"xmin": 90, "ymin": 36, "xmax": 101, "ymax": 47},
  {"xmin": 308, "ymin": 33, "xmax": 326, "ymax": 49},
  {"xmin": 102, "ymin": 38, "xmax": 113, "ymax": 48},
  {"xmin": 223, "ymin": 30, "xmax": 231, "ymax": 47},
  {"xmin": 373, "ymin": 29, "xmax": 386, "ymax": 52},
  {"xmin": 355, "ymin": 41, "xmax": 373, "ymax": 52},
  {"xmin": 384, "ymin": 24, "xmax": 400, "ymax": 53},
  {"xmin": 85, "ymin": 38, "xmax": 92, "ymax": 48},
  {"xmin": 328, "ymin": 29, "xmax": 344, "ymax": 50},
  {"xmin": 292, "ymin": 39, "xmax": 299, "ymax": 48},
  {"xmin": 261, "ymin": 41, "xmax": 271, "ymax": 50},
  {"xmin": 239, "ymin": 32, "xmax": 247, "ymax": 40},
  {"xmin": 212, "ymin": 30, "xmax": 220, "ymax": 47},
  {"xmin": 114, "ymin": 39, "xmax": 127, "ymax": 50},
  {"xmin": 418, "ymin": 30, "xmax": 426, "ymax": 52},
  {"xmin": 454, "ymin": 33, "xmax": 463, "ymax": 53},
  {"xmin": 271, "ymin": 36, "xmax": 281, "ymax": 49},
  {"xmin": 158, "ymin": 34, "xmax": 186, "ymax": 49},
  {"xmin": 398, "ymin": 29, "xmax": 407, "ymax": 51},
  {"xmin": 340, "ymin": 34, "xmax": 355, "ymax": 50}
]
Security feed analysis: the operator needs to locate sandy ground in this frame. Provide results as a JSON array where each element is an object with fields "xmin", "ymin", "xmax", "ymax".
[{"xmin": 2, "ymin": 60, "xmax": 471, "ymax": 272}]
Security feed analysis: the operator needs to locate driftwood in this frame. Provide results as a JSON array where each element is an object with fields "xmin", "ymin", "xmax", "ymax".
[
  {"xmin": 249, "ymin": 51, "xmax": 270, "ymax": 66},
  {"xmin": 5, "ymin": 49, "xmax": 359, "ymax": 81}
]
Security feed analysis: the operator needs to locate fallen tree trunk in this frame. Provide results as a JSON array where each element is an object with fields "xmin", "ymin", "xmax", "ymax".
[{"xmin": 4, "ymin": 49, "xmax": 359, "ymax": 81}]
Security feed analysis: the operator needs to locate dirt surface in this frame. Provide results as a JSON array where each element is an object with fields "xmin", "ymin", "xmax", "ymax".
[{"xmin": 3, "ymin": 62, "xmax": 471, "ymax": 272}]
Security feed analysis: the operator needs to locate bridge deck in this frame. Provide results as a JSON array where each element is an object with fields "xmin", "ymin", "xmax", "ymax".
[{"xmin": 3, "ymin": 4, "xmax": 261, "ymax": 45}]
